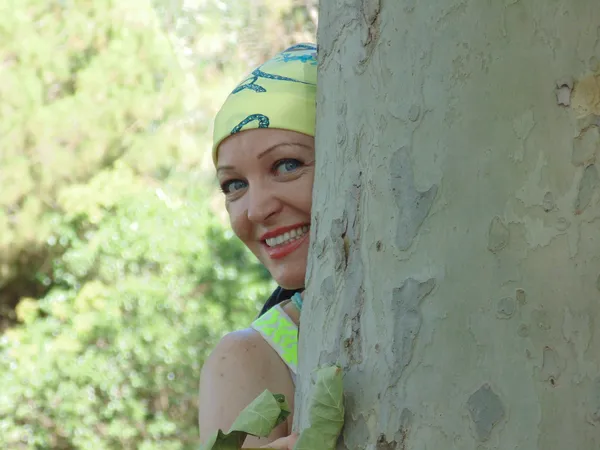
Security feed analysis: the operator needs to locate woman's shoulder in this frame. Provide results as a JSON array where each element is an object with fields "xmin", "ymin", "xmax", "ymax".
[
  {"xmin": 200, "ymin": 326, "xmax": 294, "ymax": 394},
  {"xmin": 206, "ymin": 327, "xmax": 269, "ymax": 367}
]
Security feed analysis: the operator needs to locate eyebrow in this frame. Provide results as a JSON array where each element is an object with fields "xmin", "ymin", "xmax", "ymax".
[
  {"xmin": 257, "ymin": 142, "xmax": 312, "ymax": 159},
  {"xmin": 216, "ymin": 142, "xmax": 312, "ymax": 174}
]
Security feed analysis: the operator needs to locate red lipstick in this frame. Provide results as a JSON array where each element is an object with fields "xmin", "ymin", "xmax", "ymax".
[{"xmin": 260, "ymin": 223, "xmax": 310, "ymax": 260}]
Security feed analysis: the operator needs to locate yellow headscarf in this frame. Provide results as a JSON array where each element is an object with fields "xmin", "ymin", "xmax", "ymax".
[{"xmin": 212, "ymin": 43, "xmax": 317, "ymax": 166}]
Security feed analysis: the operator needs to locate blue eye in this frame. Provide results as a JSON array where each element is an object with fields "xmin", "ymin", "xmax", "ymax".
[
  {"xmin": 220, "ymin": 179, "xmax": 247, "ymax": 194},
  {"xmin": 274, "ymin": 159, "xmax": 302, "ymax": 174}
]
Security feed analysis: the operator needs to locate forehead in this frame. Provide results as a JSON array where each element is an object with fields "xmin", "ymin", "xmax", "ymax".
[{"xmin": 217, "ymin": 129, "xmax": 314, "ymax": 166}]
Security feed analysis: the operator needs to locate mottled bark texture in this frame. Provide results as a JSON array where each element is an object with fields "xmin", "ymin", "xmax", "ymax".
[{"xmin": 296, "ymin": 0, "xmax": 600, "ymax": 448}]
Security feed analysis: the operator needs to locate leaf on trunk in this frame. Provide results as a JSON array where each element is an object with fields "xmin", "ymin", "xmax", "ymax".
[
  {"xmin": 199, "ymin": 390, "xmax": 291, "ymax": 450},
  {"xmin": 294, "ymin": 365, "xmax": 344, "ymax": 450}
]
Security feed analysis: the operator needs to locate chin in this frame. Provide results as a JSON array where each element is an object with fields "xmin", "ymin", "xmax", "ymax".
[
  {"xmin": 272, "ymin": 269, "xmax": 306, "ymax": 290},
  {"xmin": 263, "ymin": 253, "xmax": 308, "ymax": 290},
  {"xmin": 275, "ymin": 277, "xmax": 305, "ymax": 290}
]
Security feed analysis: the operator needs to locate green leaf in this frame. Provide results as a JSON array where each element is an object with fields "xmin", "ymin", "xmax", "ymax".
[
  {"xmin": 230, "ymin": 392, "xmax": 291, "ymax": 436},
  {"xmin": 294, "ymin": 366, "xmax": 344, "ymax": 450},
  {"xmin": 199, "ymin": 390, "xmax": 290, "ymax": 450},
  {"xmin": 198, "ymin": 430, "xmax": 242, "ymax": 450}
]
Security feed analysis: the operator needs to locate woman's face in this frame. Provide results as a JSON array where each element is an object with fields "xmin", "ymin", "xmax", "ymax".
[{"xmin": 216, "ymin": 129, "xmax": 315, "ymax": 289}]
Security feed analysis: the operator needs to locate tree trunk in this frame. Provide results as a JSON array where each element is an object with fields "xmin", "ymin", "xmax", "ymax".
[{"xmin": 297, "ymin": 0, "xmax": 600, "ymax": 448}]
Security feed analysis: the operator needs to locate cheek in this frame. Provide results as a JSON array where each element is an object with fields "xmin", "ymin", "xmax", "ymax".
[{"xmin": 227, "ymin": 203, "xmax": 250, "ymax": 242}]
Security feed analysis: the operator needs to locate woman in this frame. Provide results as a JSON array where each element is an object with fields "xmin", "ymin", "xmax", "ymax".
[{"xmin": 198, "ymin": 43, "xmax": 318, "ymax": 449}]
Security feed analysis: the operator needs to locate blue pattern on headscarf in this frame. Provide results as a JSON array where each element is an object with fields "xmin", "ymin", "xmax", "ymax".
[
  {"xmin": 283, "ymin": 43, "xmax": 316, "ymax": 52},
  {"xmin": 231, "ymin": 114, "xmax": 270, "ymax": 135},
  {"xmin": 232, "ymin": 67, "xmax": 314, "ymax": 95},
  {"xmin": 272, "ymin": 43, "xmax": 317, "ymax": 65},
  {"xmin": 276, "ymin": 53, "xmax": 317, "ymax": 65}
]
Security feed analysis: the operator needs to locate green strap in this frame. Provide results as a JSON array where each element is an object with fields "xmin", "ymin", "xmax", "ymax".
[{"xmin": 251, "ymin": 305, "xmax": 298, "ymax": 374}]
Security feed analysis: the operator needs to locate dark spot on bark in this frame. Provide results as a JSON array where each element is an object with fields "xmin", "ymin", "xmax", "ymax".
[
  {"xmin": 343, "ymin": 235, "xmax": 350, "ymax": 268},
  {"xmin": 487, "ymin": 216, "xmax": 509, "ymax": 253},
  {"xmin": 543, "ymin": 191, "xmax": 555, "ymax": 212},
  {"xmin": 376, "ymin": 240, "xmax": 383, "ymax": 251},
  {"xmin": 376, "ymin": 434, "xmax": 396, "ymax": 449},
  {"xmin": 394, "ymin": 408, "xmax": 413, "ymax": 449},
  {"xmin": 390, "ymin": 278, "xmax": 436, "ymax": 385},
  {"xmin": 390, "ymin": 146, "xmax": 438, "ymax": 251},
  {"xmin": 342, "ymin": 288, "xmax": 364, "ymax": 365},
  {"xmin": 575, "ymin": 164, "xmax": 598, "ymax": 214},
  {"xmin": 408, "ymin": 104, "xmax": 421, "ymax": 122},
  {"xmin": 539, "ymin": 346, "xmax": 563, "ymax": 382},
  {"xmin": 331, "ymin": 216, "xmax": 348, "ymax": 271},
  {"xmin": 467, "ymin": 384, "xmax": 505, "ymax": 441}
]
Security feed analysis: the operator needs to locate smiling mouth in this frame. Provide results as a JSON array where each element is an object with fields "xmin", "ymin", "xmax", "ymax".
[
  {"xmin": 261, "ymin": 225, "xmax": 310, "ymax": 260},
  {"xmin": 263, "ymin": 225, "xmax": 310, "ymax": 247}
]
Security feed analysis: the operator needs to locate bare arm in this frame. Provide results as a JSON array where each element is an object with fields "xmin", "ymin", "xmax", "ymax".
[
  {"xmin": 260, "ymin": 433, "xmax": 299, "ymax": 449},
  {"xmin": 199, "ymin": 328, "xmax": 295, "ymax": 448}
]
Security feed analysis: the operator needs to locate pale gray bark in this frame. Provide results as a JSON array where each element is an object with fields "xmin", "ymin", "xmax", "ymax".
[{"xmin": 297, "ymin": 0, "xmax": 600, "ymax": 448}]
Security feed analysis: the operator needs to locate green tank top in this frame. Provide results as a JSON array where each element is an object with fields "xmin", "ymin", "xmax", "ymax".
[{"xmin": 250, "ymin": 302, "xmax": 298, "ymax": 384}]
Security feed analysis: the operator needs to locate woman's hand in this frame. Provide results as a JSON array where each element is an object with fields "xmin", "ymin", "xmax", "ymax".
[{"xmin": 260, "ymin": 432, "xmax": 298, "ymax": 449}]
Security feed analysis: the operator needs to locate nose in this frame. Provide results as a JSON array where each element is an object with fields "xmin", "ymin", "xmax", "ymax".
[{"xmin": 246, "ymin": 181, "xmax": 282, "ymax": 224}]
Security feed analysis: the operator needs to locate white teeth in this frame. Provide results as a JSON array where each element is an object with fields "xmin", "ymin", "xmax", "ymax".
[{"xmin": 265, "ymin": 226, "xmax": 309, "ymax": 247}]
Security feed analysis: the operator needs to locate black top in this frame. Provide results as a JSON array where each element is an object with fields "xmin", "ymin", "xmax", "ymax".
[{"xmin": 258, "ymin": 286, "xmax": 302, "ymax": 317}]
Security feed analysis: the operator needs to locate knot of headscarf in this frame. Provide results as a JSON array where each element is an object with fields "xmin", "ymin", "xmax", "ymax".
[{"xmin": 212, "ymin": 43, "xmax": 317, "ymax": 166}]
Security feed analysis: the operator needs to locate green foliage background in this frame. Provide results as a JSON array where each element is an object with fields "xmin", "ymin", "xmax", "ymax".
[{"xmin": 0, "ymin": 1, "xmax": 316, "ymax": 448}]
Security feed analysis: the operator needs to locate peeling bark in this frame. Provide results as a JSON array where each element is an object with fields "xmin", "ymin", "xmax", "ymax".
[{"xmin": 297, "ymin": 0, "xmax": 600, "ymax": 448}]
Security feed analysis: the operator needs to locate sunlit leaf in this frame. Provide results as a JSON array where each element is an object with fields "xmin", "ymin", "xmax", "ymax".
[{"xmin": 294, "ymin": 366, "xmax": 344, "ymax": 450}]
